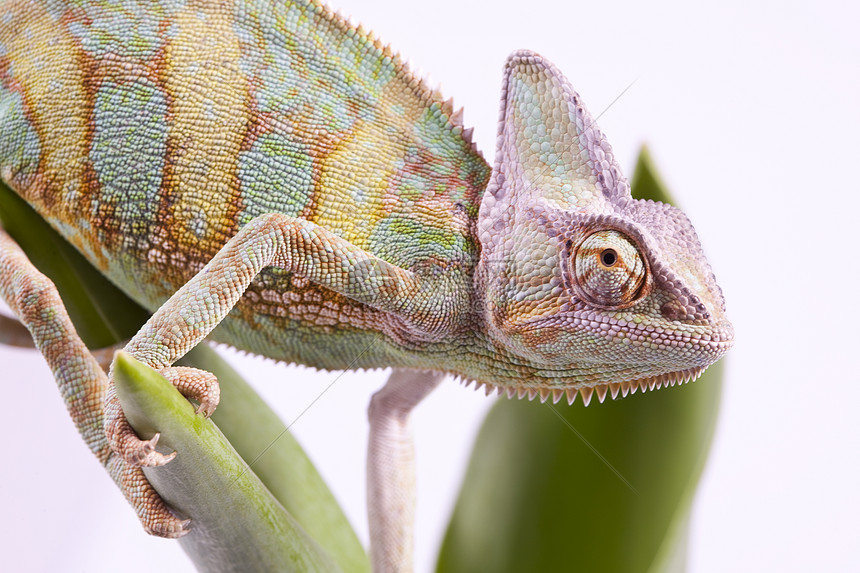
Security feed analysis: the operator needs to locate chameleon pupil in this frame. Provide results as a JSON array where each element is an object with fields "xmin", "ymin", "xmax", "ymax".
[{"xmin": 601, "ymin": 249, "xmax": 617, "ymax": 267}]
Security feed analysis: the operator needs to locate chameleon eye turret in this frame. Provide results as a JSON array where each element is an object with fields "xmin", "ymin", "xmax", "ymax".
[{"xmin": 572, "ymin": 230, "xmax": 648, "ymax": 309}]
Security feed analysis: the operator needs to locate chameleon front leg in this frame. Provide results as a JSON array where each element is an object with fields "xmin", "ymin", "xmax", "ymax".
[
  {"xmin": 108, "ymin": 212, "xmax": 450, "ymax": 530},
  {"xmin": 0, "ymin": 227, "xmax": 189, "ymax": 537},
  {"xmin": 367, "ymin": 369, "xmax": 444, "ymax": 573},
  {"xmin": 119, "ymin": 211, "xmax": 443, "ymax": 373}
]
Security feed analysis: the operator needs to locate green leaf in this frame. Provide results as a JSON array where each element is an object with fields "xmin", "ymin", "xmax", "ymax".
[
  {"xmin": 436, "ymin": 146, "xmax": 725, "ymax": 573},
  {"xmin": 630, "ymin": 145, "xmax": 674, "ymax": 205},
  {"xmin": 183, "ymin": 345, "xmax": 371, "ymax": 573},
  {"xmin": 0, "ymin": 179, "xmax": 369, "ymax": 572},
  {"xmin": 114, "ymin": 351, "xmax": 341, "ymax": 573}
]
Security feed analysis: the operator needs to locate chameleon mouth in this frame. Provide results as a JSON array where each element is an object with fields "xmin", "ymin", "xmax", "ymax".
[{"xmin": 460, "ymin": 366, "xmax": 708, "ymax": 407}]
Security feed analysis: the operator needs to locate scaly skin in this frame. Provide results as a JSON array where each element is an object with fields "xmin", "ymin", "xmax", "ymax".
[{"xmin": 0, "ymin": 0, "xmax": 733, "ymax": 571}]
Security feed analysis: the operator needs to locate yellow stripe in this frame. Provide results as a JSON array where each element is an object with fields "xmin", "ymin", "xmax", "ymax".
[
  {"xmin": 6, "ymin": 2, "xmax": 88, "ymax": 216},
  {"xmin": 164, "ymin": 3, "xmax": 247, "ymax": 249},
  {"xmin": 313, "ymin": 80, "xmax": 428, "ymax": 247}
]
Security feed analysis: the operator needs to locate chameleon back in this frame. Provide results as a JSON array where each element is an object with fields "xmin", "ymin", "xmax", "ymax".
[{"xmin": 0, "ymin": 0, "xmax": 490, "ymax": 367}]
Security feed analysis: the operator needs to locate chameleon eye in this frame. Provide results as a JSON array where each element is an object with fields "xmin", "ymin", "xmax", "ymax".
[
  {"xmin": 600, "ymin": 249, "xmax": 617, "ymax": 267},
  {"xmin": 574, "ymin": 230, "xmax": 647, "ymax": 308}
]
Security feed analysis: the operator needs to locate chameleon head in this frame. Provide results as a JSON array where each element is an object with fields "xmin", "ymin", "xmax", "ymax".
[{"xmin": 474, "ymin": 51, "xmax": 733, "ymax": 392}]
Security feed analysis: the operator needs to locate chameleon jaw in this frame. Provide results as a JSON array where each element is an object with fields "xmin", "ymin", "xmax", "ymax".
[{"xmin": 459, "ymin": 365, "xmax": 708, "ymax": 407}]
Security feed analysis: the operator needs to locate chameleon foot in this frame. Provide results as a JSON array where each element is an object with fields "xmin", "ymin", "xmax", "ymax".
[
  {"xmin": 160, "ymin": 366, "xmax": 220, "ymax": 417},
  {"xmin": 112, "ymin": 459, "xmax": 191, "ymax": 538},
  {"xmin": 105, "ymin": 365, "xmax": 219, "ymax": 465},
  {"xmin": 105, "ymin": 384, "xmax": 177, "ymax": 467}
]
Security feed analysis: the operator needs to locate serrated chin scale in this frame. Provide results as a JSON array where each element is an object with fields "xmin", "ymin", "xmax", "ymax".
[{"xmin": 459, "ymin": 366, "xmax": 707, "ymax": 408}]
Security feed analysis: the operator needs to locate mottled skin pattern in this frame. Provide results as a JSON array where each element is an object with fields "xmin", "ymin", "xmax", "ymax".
[
  {"xmin": 0, "ymin": 0, "xmax": 733, "ymax": 571},
  {"xmin": 0, "ymin": 0, "xmax": 487, "ymax": 370}
]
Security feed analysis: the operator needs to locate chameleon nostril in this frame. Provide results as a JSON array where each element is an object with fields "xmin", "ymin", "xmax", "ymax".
[{"xmin": 660, "ymin": 300, "xmax": 686, "ymax": 321}]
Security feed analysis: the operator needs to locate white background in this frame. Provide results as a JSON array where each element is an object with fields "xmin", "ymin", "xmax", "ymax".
[{"xmin": 2, "ymin": 0, "xmax": 858, "ymax": 571}]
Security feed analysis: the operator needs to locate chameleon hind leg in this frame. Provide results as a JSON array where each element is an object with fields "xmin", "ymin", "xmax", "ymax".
[
  {"xmin": 0, "ymin": 227, "xmax": 190, "ymax": 537},
  {"xmin": 1, "ymin": 312, "xmax": 125, "ymax": 373},
  {"xmin": 368, "ymin": 369, "xmax": 444, "ymax": 573}
]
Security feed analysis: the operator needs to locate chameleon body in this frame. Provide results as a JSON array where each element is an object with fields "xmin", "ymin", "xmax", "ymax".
[
  {"xmin": 0, "ymin": 0, "xmax": 489, "ymax": 371},
  {"xmin": 0, "ymin": 0, "xmax": 733, "ymax": 570}
]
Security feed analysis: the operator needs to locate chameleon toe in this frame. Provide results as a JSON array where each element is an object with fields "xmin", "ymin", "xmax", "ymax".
[
  {"xmin": 122, "ymin": 464, "xmax": 191, "ymax": 539},
  {"xmin": 125, "ymin": 432, "xmax": 177, "ymax": 468},
  {"xmin": 160, "ymin": 366, "xmax": 221, "ymax": 418}
]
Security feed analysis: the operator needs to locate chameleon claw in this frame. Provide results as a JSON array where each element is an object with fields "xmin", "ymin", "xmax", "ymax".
[
  {"xmin": 126, "ymin": 432, "xmax": 176, "ymax": 467},
  {"xmin": 194, "ymin": 402, "xmax": 213, "ymax": 417},
  {"xmin": 145, "ymin": 518, "xmax": 192, "ymax": 539},
  {"xmin": 160, "ymin": 366, "xmax": 220, "ymax": 418},
  {"xmin": 0, "ymin": 2, "xmax": 734, "ymax": 565},
  {"xmin": 106, "ymin": 393, "xmax": 177, "ymax": 467},
  {"xmin": 106, "ymin": 364, "xmax": 219, "ymax": 467}
]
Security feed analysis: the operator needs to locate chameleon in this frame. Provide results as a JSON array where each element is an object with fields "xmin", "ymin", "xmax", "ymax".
[{"xmin": 0, "ymin": 0, "xmax": 733, "ymax": 571}]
